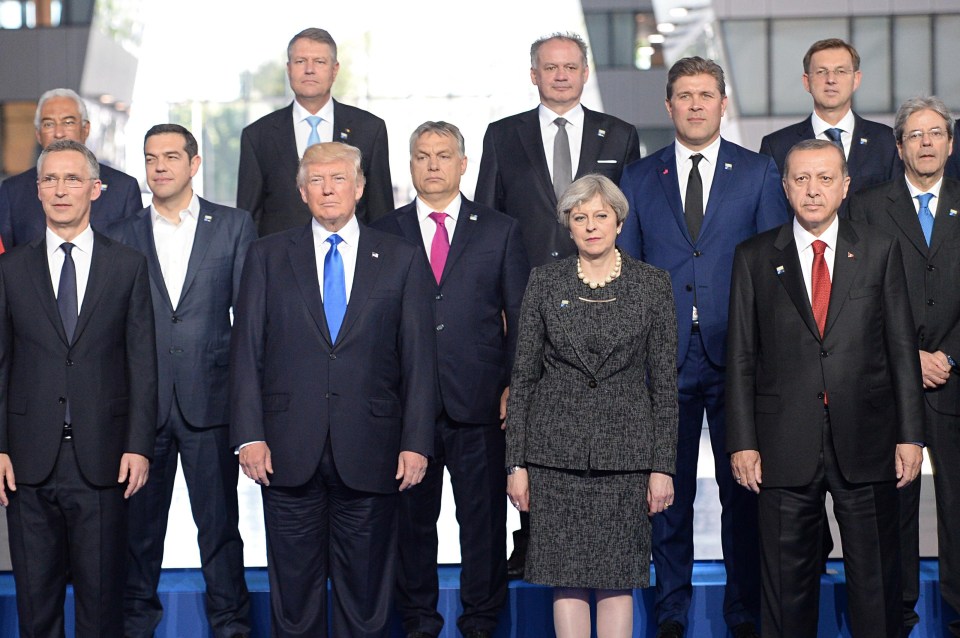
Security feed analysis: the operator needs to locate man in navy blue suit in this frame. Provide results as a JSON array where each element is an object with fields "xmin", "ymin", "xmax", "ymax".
[
  {"xmin": 108, "ymin": 124, "xmax": 255, "ymax": 638},
  {"xmin": 618, "ymin": 57, "xmax": 790, "ymax": 638},
  {"xmin": 231, "ymin": 142, "xmax": 437, "ymax": 637},
  {"xmin": 759, "ymin": 39, "xmax": 898, "ymax": 200},
  {"xmin": 373, "ymin": 122, "xmax": 529, "ymax": 638},
  {"xmin": 0, "ymin": 88, "xmax": 141, "ymax": 248}
]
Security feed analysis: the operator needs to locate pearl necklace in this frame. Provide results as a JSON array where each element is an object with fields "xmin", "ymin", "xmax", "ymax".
[{"xmin": 577, "ymin": 250, "xmax": 622, "ymax": 289}]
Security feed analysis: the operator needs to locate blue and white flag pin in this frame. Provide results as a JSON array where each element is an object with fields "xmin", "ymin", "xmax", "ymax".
[
  {"xmin": 371, "ymin": 252, "xmax": 379, "ymax": 258},
  {"xmin": 469, "ymin": 214, "xmax": 478, "ymax": 221},
  {"xmin": 776, "ymin": 265, "xmax": 785, "ymax": 276}
]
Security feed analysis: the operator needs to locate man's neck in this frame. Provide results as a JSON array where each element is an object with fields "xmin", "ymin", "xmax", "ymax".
[
  {"xmin": 907, "ymin": 171, "xmax": 944, "ymax": 194},
  {"xmin": 296, "ymin": 94, "xmax": 332, "ymax": 115},
  {"xmin": 418, "ymin": 193, "xmax": 458, "ymax": 212},
  {"xmin": 813, "ymin": 104, "xmax": 851, "ymax": 127},
  {"xmin": 49, "ymin": 221, "xmax": 90, "ymax": 243},
  {"xmin": 153, "ymin": 189, "xmax": 194, "ymax": 224},
  {"xmin": 542, "ymin": 100, "xmax": 580, "ymax": 117}
]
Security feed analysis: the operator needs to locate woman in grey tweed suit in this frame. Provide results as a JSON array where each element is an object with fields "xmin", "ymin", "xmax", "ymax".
[{"xmin": 505, "ymin": 174, "xmax": 679, "ymax": 637}]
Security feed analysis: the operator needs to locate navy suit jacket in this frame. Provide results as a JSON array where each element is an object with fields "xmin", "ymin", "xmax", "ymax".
[
  {"xmin": 237, "ymin": 100, "xmax": 393, "ymax": 236},
  {"xmin": 475, "ymin": 105, "xmax": 641, "ymax": 267},
  {"xmin": 945, "ymin": 122, "xmax": 960, "ymax": 180},
  {"xmin": 619, "ymin": 138, "xmax": 790, "ymax": 367},
  {"xmin": 229, "ymin": 221, "xmax": 437, "ymax": 492},
  {"xmin": 0, "ymin": 164, "xmax": 141, "ymax": 249},
  {"xmin": 759, "ymin": 113, "xmax": 898, "ymax": 198},
  {"xmin": 107, "ymin": 198, "xmax": 256, "ymax": 428},
  {"xmin": 371, "ymin": 197, "xmax": 530, "ymax": 424},
  {"xmin": 0, "ymin": 231, "xmax": 157, "ymax": 486}
]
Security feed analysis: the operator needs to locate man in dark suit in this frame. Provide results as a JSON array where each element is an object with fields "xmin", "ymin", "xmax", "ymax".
[
  {"xmin": 237, "ymin": 28, "xmax": 393, "ymax": 235},
  {"xmin": 850, "ymin": 96, "xmax": 960, "ymax": 637},
  {"xmin": 230, "ymin": 142, "xmax": 436, "ymax": 637},
  {"xmin": 0, "ymin": 139, "xmax": 157, "ymax": 636},
  {"xmin": 728, "ymin": 139, "xmax": 924, "ymax": 638},
  {"xmin": 0, "ymin": 88, "xmax": 142, "ymax": 248},
  {"xmin": 474, "ymin": 31, "xmax": 640, "ymax": 577},
  {"xmin": 618, "ymin": 57, "xmax": 789, "ymax": 638},
  {"xmin": 759, "ymin": 39, "xmax": 898, "ymax": 199},
  {"xmin": 372, "ymin": 121, "xmax": 529, "ymax": 638},
  {"xmin": 108, "ymin": 124, "xmax": 255, "ymax": 638}
]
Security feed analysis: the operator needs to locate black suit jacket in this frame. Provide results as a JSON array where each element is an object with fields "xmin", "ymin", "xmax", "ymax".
[
  {"xmin": 759, "ymin": 113, "xmax": 898, "ymax": 198},
  {"xmin": 372, "ymin": 197, "xmax": 530, "ymax": 424},
  {"xmin": 945, "ymin": 122, "xmax": 960, "ymax": 180},
  {"xmin": 0, "ymin": 231, "xmax": 157, "ymax": 486},
  {"xmin": 229, "ymin": 221, "xmax": 437, "ymax": 492},
  {"xmin": 0, "ymin": 164, "xmax": 142, "ymax": 248},
  {"xmin": 107, "ymin": 198, "xmax": 256, "ymax": 428},
  {"xmin": 726, "ymin": 220, "xmax": 924, "ymax": 487},
  {"xmin": 850, "ymin": 177, "xmax": 960, "ymax": 417},
  {"xmin": 475, "ymin": 106, "xmax": 641, "ymax": 266},
  {"xmin": 237, "ymin": 100, "xmax": 393, "ymax": 235}
]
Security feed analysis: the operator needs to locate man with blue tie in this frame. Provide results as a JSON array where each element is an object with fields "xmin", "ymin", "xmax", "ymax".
[
  {"xmin": 108, "ymin": 124, "xmax": 255, "ymax": 638},
  {"xmin": 231, "ymin": 142, "xmax": 437, "ymax": 637},
  {"xmin": 373, "ymin": 121, "xmax": 529, "ymax": 638},
  {"xmin": 618, "ymin": 57, "xmax": 790, "ymax": 638}
]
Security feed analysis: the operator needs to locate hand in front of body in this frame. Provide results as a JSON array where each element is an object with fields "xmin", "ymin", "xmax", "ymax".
[
  {"xmin": 239, "ymin": 442, "xmax": 273, "ymax": 486},
  {"xmin": 0, "ymin": 453, "xmax": 15, "ymax": 506},
  {"xmin": 499, "ymin": 386, "xmax": 510, "ymax": 431},
  {"xmin": 397, "ymin": 451, "xmax": 427, "ymax": 490},
  {"xmin": 730, "ymin": 450, "xmax": 762, "ymax": 493},
  {"xmin": 507, "ymin": 468, "xmax": 529, "ymax": 512},
  {"xmin": 895, "ymin": 443, "xmax": 923, "ymax": 489},
  {"xmin": 920, "ymin": 350, "xmax": 951, "ymax": 389},
  {"xmin": 647, "ymin": 472, "xmax": 674, "ymax": 515},
  {"xmin": 119, "ymin": 453, "xmax": 149, "ymax": 498}
]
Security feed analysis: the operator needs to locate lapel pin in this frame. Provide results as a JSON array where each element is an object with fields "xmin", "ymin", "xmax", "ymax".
[
  {"xmin": 100, "ymin": 183, "xmax": 109, "ymax": 191},
  {"xmin": 859, "ymin": 138, "xmax": 868, "ymax": 145},
  {"xmin": 469, "ymin": 214, "xmax": 478, "ymax": 221},
  {"xmin": 724, "ymin": 162, "xmax": 733, "ymax": 170},
  {"xmin": 950, "ymin": 209, "xmax": 958, "ymax": 217},
  {"xmin": 371, "ymin": 252, "xmax": 379, "ymax": 258},
  {"xmin": 848, "ymin": 252, "xmax": 855, "ymax": 259},
  {"xmin": 203, "ymin": 215, "xmax": 213, "ymax": 222},
  {"xmin": 340, "ymin": 129, "xmax": 350, "ymax": 140},
  {"xmin": 662, "ymin": 168, "xmax": 669, "ymax": 175},
  {"xmin": 560, "ymin": 299, "xmax": 570, "ymax": 309},
  {"xmin": 598, "ymin": 129, "xmax": 606, "ymax": 137},
  {"xmin": 776, "ymin": 265, "xmax": 785, "ymax": 276}
]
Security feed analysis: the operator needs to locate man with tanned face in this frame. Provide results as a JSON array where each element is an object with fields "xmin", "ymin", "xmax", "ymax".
[
  {"xmin": 0, "ymin": 88, "xmax": 142, "ymax": 249},
  {"xmin": 238, "ymin": 28, "xmax": 393, "ymax": 236}
]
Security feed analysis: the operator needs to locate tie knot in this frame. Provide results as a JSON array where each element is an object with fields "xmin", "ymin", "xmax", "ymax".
[
  {"xmin": 825, "ymin": 128, "xmax": 843, "ymax": 144},
  {"xmin": 429, "ymin": 212, "xmax": 447, "ymax": 226},
  {"xmin": 326, "ymin": 234, "xmax": 343, "ymax": 248},
  {"xmin": 690, "ymin": 153, "xmax": 703, "ymax": 168},
  {"xmin": 555, "ymin": 117, "xmax": 568, "ymax": 129},
  {"xmin": 917, "ymin": 193, "xmax": 934, "ymax": 209},
  {"xmin": 61, "ymin": 242, "xmax": 74, "ymax": 256},
  {"xmin": 812, "ymin": 239, "xmax": 827, "ymax": 256},
  {"xmin": 306, "ymin": 115, "xmax": 321, "ymax": 128}
]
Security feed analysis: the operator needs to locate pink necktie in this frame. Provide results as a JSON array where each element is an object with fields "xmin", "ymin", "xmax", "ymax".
[{"xmin": 428, "ymin": 212, "xmax": 449, "ymax": 284}]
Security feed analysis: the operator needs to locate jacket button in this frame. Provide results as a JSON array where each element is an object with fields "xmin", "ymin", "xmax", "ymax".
[
  {"xmin": 66, "ymin": 359, "xmax": 73, "ymax": 366},
  {"xmin": 820, "ymin": 351, "xmax": 828, "ymax": 358},
  {"xmin": 58, "ymin": 397, "xmax": 66, "ymax": 404},
  {"xmin": 168, "ymin": 347, "xmax": 183, "ymax": 354},
  {"xmin": 927, "ymin": 299, "xmax": 936, "ymax": 306},
  {"xmin": 685, "ymin": 284, "xmax": 693, "ymax": 292},
  {"xmin": 171, "ymin": 315, "xmax": 181, "ymax": 323},
  {"xmin": 693, "ymin": 250, "xmax": 702, "ymax": 257},
  {"xmin": 435, "ymin": 294, "xmax": 443, "ymax": 301},
  {"xmin": 436, "ymin": 324, "xmax": 445, "ymax": 331},
  {"xmin": 927, "ymin": 264, "xmax": 936, "ymax": 272},
  {"xmin": 588, "ymin": 380, "xmax": 598, "ymax": 388},
  {"xmin": 550, "ymin": 251, "xmax": 559, "ymax": 258},
  {"xmin": 329, "ymin": 353, "xmax": 337, "ymax": 360},
  {"xmin": 817, "ymin": 392, "xmax": 825, "ymax": 400}
]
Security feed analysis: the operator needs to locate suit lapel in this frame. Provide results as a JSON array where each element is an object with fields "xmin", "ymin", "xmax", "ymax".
[
  {"xmin": 131, "ymin": 209, "xmax": 173, "ymax": 311},
  {"xmin": 701, "ymin": 140, "xmax": 733, "ymax": 238},
  {"xmin": 336, "ymin": 228, "xmax": 382, "ymax": 343},
  {"xmin": 441, "ymin": 199, "xmax": 479, "ymax": 284},
  {"xmin": 28, "ymin": 239, "xmax": 69, "ymax": 345},
  {"xmin": 287, "ymin": 224, "xmax": 331, "ymax": 345},
  {"xmin": 929, "ymin": 179, "xmax": 960, "ymax": 259},
  {"xmin": 73, "ymin": 233, "xmax": 113, "ymax": 344},
  {"xmin": 177, "ymin": 199, "xmax": 216, "ymax": 305},
  {"xmin": 883, "ymin": 180, "xmax": 929, "ymax": 258},
  {"xmin": 274, "ymin": 103, "xmax": 300, "ymax": 175},
  {"xmin": 656, "ymin": 145, "xmax": 688, "ymax": 241},
  {"xmin": 822, "ymin": 222, "xmax": 860, "ymax": 338},
  {"xmin": 576, "ymin": 107, "xmax": 602, "ymax": 179},
  {"xmin": 516, "ymin": 109, "xmax": 556, "ymax": 207},
  {"xmin": 332, "ymin": 100, "xmax": 355, "ymax": 145},
  {"xmin": 772, "ymin": 225, "xmax": 821, "ymax": 341},
  {"xmin": 552, "ymin": 272, "xmax": 599, "ymax": 378},
  {"xmin": 846, "ymin": 114, "xmax": 872, "ymax": 179}
]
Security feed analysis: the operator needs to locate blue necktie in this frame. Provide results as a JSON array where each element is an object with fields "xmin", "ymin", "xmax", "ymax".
[
  {"xmin": 323, "ymin": 234, "xmax": 347, "ymax": 342},
  {"xmin": 917, "ymin": 193, "xmax": 934, "ymax": 247},
  {"xmin": 58, "ymin": 243, "xmax": 77, "ymax": 424},
  {"xmin": 825, "ymin": 128, "xmax": 843, "ymax": 149},
  {"xmin": 306, "ymin": 115, "xmax": 322, "ymax": 148}
]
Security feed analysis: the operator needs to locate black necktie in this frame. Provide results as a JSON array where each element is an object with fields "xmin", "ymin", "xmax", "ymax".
[
  {"xmin": 685, "ymin": 154, "xmax": 704, "ymax": 242},
  {"xmin": 58, "ymin": 242, "xmax": 77, "ymax": 424}
]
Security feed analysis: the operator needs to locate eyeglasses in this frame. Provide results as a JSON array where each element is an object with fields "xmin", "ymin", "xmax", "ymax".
[
  {"xmin": 812, "ymin": 67, "xmax": 854, "ymax": 79},
  {"xmin": 903, "ymin": 129, "xmax": 948, "ymax": 143},
  {"xmin": 38, "ymin": 176, "xmax": 92, "ymax": 190}
]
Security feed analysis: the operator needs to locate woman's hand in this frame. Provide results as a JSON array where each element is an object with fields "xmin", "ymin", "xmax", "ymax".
[
  {"xmin": 647, "ymin": 471, "xmax": 674, "ymax": 516},
  {"xmin": 507, "ymin": 468, "xmax": 530, "ymax": 512}
]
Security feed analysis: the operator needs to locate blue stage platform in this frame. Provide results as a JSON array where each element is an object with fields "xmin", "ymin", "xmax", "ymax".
[{"xmin": 0, "ymin": 561, "xmax": 952, "ymax": 637}]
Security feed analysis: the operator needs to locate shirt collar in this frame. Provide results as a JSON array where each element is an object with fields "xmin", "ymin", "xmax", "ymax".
[
  {"xmin": 151, "ymin": 192, "xmax": 200, "ymax": 224},
  {"xmin": 293, "ymin": 97, "xmax": 335, "ymax": 124},
  {"xmin": 792, "ymin": 213, "xmax": 840, "ymax": 253},
  {"xmin": 905, "ymin": 175, "xmax": 943, "ymax": 201},
  {"xmin": 415, "ymin": 193, "xmax": 462, "ymax": 223},
  {"xmin": 46, "ymin": 223, "xmax": 94, "ymax": 257},
  {"xmin": 539, "ymin": 103, "xmax": 584, "ymax": 130},
  {"xmin": 312, "ymin": 213, "xmax": 360, "ymax": 248},
  {"xmin": 811, "ymin": 109, "xmax": 855, "ymax": 137},
  {"xmin": 674, "ymin": 135, "xmax": 722, "ymax": 167}
]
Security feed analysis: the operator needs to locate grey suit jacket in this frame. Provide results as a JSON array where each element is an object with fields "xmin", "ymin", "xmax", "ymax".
[{"xmin": 505, "ymin": 254, "xmax": 678, "ymax": 474}]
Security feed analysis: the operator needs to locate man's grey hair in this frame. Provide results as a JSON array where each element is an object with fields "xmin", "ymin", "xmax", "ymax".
[
  {"xmin": 297, "ymin": 142, "xmax": 363, "ymax": 188},
  {"xmin": 408, "ymin": 121, "xmax": 465, "ymax": 158},
  {"xmin": 37, "ymin": 139, "xmax": 100, "ymax": 180},
  {"xmin": 557, "ymin": 174, "xmax": 628, "ymax": 229},
  {"xmin": 287, "ymin": 28, "xmax": 338, "ymax": 62},
  {"xmin": 530, "ymin": 32, "xmax": 588, "ymax": 68},
  {"xmin": 34, "ymin": 88, "xmax": 88, "ymax": 130},
  {"xmin": 894, "ymin": 96, "xmax": 955, "ymax": 143}
]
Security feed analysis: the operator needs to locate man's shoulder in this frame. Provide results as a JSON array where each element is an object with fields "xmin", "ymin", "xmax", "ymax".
[
  {"xmin": 362, "ymin": 222, "xmax": 418, "ymax": 254},
  {"xmin": 1, "ymin": 166, "xmax": 39, "ymax": 193},
  {"xmin": 582, "ymin": 106, "xmax": 636, "ymax": 133},
  {"xmin": 737, "ymin": 223, "xmax": 788, "ymax": 254},
  {"xmin": 243, "ymin": 103, "xmax": 292, "ymax": 134},
  {"xmin": 198, "ymin": 197, "xmax": 254, "ymax": 223},
  {"xmin": 333, "ymin": 99, "xmax": 386, "ymax": 127},
  {"xmin": 719, "ymin": 137, "xmax": 777, "ymax": 168},
  {"xmin": 97, "ymin": 163, "xmax": 139, "ymax": 190},
  {"xmin": 485, "ymin": 108, "xmax": 538, "ymax": 133},
  {"xmin": 853, "ymin": 113, "xmax": 894, "ymax": 136},
  {"xmin": 461, "ymin": 198, "xmax": 518, "ymax": 229},
  {"xmin": 623, "ymin": 144, "xmax": 671, "ymax": 178},
  {"xmin": 762, "ymin": 117, "xmax": 811, "ymax": 144},
  {"xmin": 95, "ymin": 229, "xmax": 150, "ymax": 266}
]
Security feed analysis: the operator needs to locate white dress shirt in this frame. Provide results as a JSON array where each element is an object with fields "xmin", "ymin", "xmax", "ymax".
[
  {"xmin": 416, "ymin": 194, "xmax": 461, "ymax": 260},
  {"xmin": 811, "ymin": 109, "xmax": 856, "ymax": 159},
  {"xmin": 676, "ymin": 136, "xmax": 721, "ymax": 214},
  {"xmin": 313, "ymin": 214, "xmax": 360, "ymax": 303},
  {"xmin": 539, "ymin": 103, "xmax": 584, "ymax": 181},
  {"xmin": 47, "ymin": 225, "xmax": 94, "ymax": 311},
  {"xmin": 793, "ymin": 214, "xmax": 839, "ymax": 304},
  {"xmin": 905, "ymin": 176, "xmax": 943, "ymax": 218},
  {"xmin": 293, "ymin": 98, "xmax": 335, "ymax": 158},
  {"xmin": 151, "ymin": 192, "xmax": 200, "ymax": 309}
]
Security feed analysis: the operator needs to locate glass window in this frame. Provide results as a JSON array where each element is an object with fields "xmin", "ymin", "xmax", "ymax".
[
  {"xmin": 585, "ymin": 13, "xmax": 611, "ymax": 68},
  {"xmin": 935, "ymin": 15, "xmax": 960, "ymax": 106},
  {"xmin": 611, "ymin": 12, "xmax": 636, "ymax": 68},
  {"xmin": 893, "ymin": 15, "xmax": 932, "ymax": 107},
  {"xmin": 722, "ymin": 20, "xmax": 768, "ymax": 116},
  {"xmin": 852, "ymin": 16, "xmax": 891, "ymax": 114},
  {"xmin": 0, "ymin": 1, "xmax": 24, "ymax": 28},
  {"xmin": 771, "ymin": 18, "xmax": 848, "ymax": 116}
]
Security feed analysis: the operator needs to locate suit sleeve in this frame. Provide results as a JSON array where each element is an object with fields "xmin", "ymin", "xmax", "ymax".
[
  {"xmin": 725, "ymin": 244, "xmax": 760, "ymax": 454},
  {"xmin": 0, "ymin": 183, "xmax": 12, "ymax": 250},
  {"xmin": 623, "ymin": 126, "xmax": 642, "ymax": 166},
  {"xmin": 362, "ymin": 120, "xmax": 394, "ymax": 224},
  {"xmin": 229, "ymin": 241, "xmax": 267, "ymax": 447},
  {"xmin": 398, "ymin": 248, "xmax": 438, "ymax": 457},
  {"xmin": 846, "ymin": 192, "xmax": 867, "ymax": 223},
  {"xmin": 755, "ymin": 155, "xmax": 791, "ymax": 232},
  {"xmin": 124, "ymin": 255, "xmax": 158, "ymax": 457},
  {"xmin": 758, "ymin": 134, "xmax": 774, "ymax": 160},
  {"xmin": 475, "ymin": 125, "xmax": 502, "ymax": 211},
  {"xmin": 646, "ymin": 269, "xmax": 679, "ymax": 474},
  {"xmin": 501, "ymin": 218, "xmax": 531, "ymax": 381},
  {"xmin": 617, "ymin": 164, "xmax": 644, "ymax": 260},
  {"xmin": 120, "ymin": 175, "xmax": 143, "ymax": 217},
  {"xmin": 881, "ymin": 238, "xmax": 925, "ymax": 443},
  {"xmin": 0, "ymin": 261, "xmax": 11, "ymax": 452},
  {"xmin": 237, "ymin": 127, "xmax": 265, "ymax": 230},
  {"xmin": 504, "ymin": 267, "xmax": 547, "ymax": 466},
  {"xmin": 232, "ymin": 210, "xmax": 257, "ymax": 306}
]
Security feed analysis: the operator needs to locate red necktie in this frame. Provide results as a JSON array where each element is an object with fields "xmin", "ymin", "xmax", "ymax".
[
  {"xmin": 428, "ymin": 212, "xmax": 449, "ymax": 284},
  {"xmin": 811, "ymin": 240, "xmax": 831, "ymax": 337}
]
